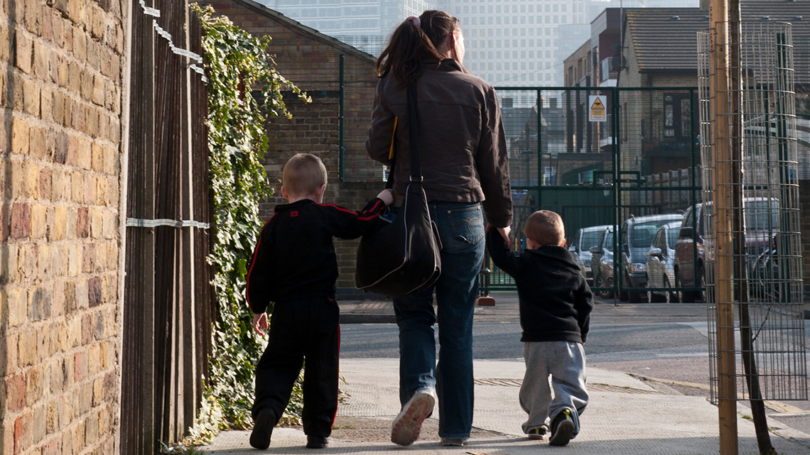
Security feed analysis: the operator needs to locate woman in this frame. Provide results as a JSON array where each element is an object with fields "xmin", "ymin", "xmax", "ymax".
[{"xmin": 366, "ymin": 10, "xmax": 512, "ymax": 447}]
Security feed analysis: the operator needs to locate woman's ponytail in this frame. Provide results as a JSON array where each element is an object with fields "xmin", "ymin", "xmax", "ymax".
[{"xmin": 376, "ymin": 11, "xmax": 458, "ymax": 85}]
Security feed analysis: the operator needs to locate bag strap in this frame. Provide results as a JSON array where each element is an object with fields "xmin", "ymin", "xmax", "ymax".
[
  {"xmin": 385, "ymin": 82, "xmax": 421, "ymax": 189},
  {"xmin": 406, "ymin": 83, "xmax": 422, "ymax": 180}
]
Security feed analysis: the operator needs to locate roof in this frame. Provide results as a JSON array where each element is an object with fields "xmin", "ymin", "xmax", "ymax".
[
  {"xmin": 624, "ymin": 2, "xmax": 809, "ymax": 82},
  {"xmin": 624, "ymin": 8, "xmax": 706, "ymax": 73},
  {"xmin": 741, "ymin": 0, "xmax": 810, "ymax": 84},
  {"xmin": 228, "ymin": 0, "xmax": 377, "ymax": 63}
]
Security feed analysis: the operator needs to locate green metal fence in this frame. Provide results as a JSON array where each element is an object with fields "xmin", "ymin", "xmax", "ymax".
[{"xmin": 480, "ymin": 86, "xmax": 705, "ymax": 302}]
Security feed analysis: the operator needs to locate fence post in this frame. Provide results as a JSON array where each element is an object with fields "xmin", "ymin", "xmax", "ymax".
[{"xmin": 709, "ymin": 1, "xmax": 739, "ymax": 453}]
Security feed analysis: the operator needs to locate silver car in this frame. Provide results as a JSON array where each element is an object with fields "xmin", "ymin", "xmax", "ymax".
[
  {"xmin": 646, "ymin": 221, "xmax": 682, "ymax": 303},
  {"xmin": 570, "ymin": 225, "xmax": 612, "ymax": 283},
  {"xmin": 619, "ymin": 213, "xmax": 684, "ymax": 303},
  {"xmin": 589, "ymin": 227, "xmax": 615, "ymax": 299}
]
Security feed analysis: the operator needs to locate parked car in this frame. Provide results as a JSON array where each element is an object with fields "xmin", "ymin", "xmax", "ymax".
[
  {"xmin": 646, "ymin": 221, "xmax": 683, "ymax": 303},
  {"xmin": 674, "ymin": 198, "xmax": 779, "ymax": 303},
  {"xmin": 570, "ymin": 225, "xmax": 611, "ymax": 284},
  {"xmin": 589, "ymin": 227, "xmax": 615, "ymax": 299},
  {"xmin": 619, "ymin": 213, "xmax": 684, "ymax": 303}
]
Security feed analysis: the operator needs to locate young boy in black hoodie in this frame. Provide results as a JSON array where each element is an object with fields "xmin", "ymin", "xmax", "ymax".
[
  {"xmin": 486, "ymin": 210, "xmax": 593, "ymax": 447},
  {"xmin": 246, "ymin": 153, "xmax": 393, "ymax": 450}
]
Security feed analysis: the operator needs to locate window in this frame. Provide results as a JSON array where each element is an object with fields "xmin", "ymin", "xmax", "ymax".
[{"xmin": 667, "ymin": 227, "xmax": 680, "ymax": 250}]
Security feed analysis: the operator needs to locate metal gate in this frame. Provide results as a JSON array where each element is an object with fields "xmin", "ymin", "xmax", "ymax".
[{"xmin": 481, "ymin": 87, "xmax": 704, "ymax": 302}]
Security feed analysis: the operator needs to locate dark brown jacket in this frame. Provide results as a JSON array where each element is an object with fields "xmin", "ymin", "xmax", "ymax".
[{"xmin": 366, "ymin": 59, "xmax": 512, "ymax": 228}]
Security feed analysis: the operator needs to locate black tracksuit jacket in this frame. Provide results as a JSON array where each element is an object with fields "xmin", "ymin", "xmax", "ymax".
[
  {"xmin": 246, "ymin": 198, "xmax": 386, "ymax": 313},
  {"xmin": 486, "ymin": 230, "xmax": 593, "ymax": 343}
]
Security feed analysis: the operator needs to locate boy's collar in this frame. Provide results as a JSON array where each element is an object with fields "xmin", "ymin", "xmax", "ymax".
[
  {"xmin": 275, "ymin": 199, "xmax": 315, "ymax": 212},
  {"xmin": 527, "ymin": 245, "xmax": 578, "ymax": 265}
]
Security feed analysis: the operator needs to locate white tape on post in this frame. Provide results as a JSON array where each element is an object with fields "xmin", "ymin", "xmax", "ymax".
[
  {"xmin": 138, "ymin": 1, "xmax": 208, "ymax": 83},
  {"xmin": 126, "ymin": 218, "xmax": 211, "ymax": 229}
]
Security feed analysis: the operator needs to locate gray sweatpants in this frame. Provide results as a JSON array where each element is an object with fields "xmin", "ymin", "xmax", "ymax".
[{"xmin": 519, "ymin": 341, "xmax": 588, "ymax": 435}]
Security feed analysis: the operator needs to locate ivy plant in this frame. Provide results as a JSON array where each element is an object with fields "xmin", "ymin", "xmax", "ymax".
[{"xmin": 193, "ymin": 4, "xmax": 309, "ymax": 431}]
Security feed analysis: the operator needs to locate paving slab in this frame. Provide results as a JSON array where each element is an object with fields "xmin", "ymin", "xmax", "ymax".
[{"xmin": 201, "ymin": 359, "xmax": 810, "ymax": 454}]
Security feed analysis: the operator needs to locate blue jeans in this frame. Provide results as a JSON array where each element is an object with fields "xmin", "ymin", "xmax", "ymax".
[{"xmin": 393, "ymin": 201, "xmax": 485, "ymax": 439}]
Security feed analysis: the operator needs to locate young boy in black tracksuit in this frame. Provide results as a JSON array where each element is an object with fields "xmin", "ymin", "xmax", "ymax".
[
  {"xmin": 246, "ymin": 153, "xmax": 393, "ymax": 450},
  {"xmin": 486, "ymin": 210, "xmax": 593, "ymax": 447}
]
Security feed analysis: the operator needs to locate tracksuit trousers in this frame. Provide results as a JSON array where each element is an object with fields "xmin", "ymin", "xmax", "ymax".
[
  {"xmin": 519, "ymin": 341, "xmax": 589, "ymax": 436},
  {"xmin": 252, "ymin": 297, "xmax": 340, "ymax": 438}
]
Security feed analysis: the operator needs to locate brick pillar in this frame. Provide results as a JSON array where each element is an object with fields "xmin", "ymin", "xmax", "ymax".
[{"xmin": 0, "ymin": 1, "xmax": 127, "ymax": 454}]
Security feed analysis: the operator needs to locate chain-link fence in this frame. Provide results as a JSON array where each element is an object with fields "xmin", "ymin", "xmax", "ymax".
[
  {"xmin": 481, "ymin": 87, "xmax": 703, "ymax": 303},
  {"xmin": 699, "ymin": 22, "xmax": 807, "ymax": 404}
]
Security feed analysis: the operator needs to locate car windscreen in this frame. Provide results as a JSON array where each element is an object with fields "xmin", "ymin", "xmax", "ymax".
[
  {"xmin": 582, "ymin": 231, "xmax": 603, "ymax": 250},
  {"xmin": 631, "ymin": 221, "xmax": 674, "ymax": 248}
]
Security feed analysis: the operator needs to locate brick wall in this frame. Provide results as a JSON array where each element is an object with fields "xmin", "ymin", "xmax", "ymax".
[
  {"xmin": 196, "ymin": 0, "xmax": 384, "ymax": 297},
  {"xmin": 0, "ymin": 1, "xmax": 126, "ymax": 454}
]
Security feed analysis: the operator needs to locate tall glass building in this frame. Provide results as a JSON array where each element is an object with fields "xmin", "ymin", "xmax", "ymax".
[{"xmin": 257, "ymin": 0, "xmax": 437, "ymax": 56}]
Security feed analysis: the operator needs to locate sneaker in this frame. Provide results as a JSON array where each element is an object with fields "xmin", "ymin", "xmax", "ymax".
[
  {"xmin": 439, "ymin": 438, "xmax": 468, "ymax": 446},
  {"xmin": 306, "ymin": 435, "xmax": 328, "ymax": 449},
  {"xmin": 549, "ymin": 409, "xmax": 575, "ymax": 446},
  {"xmin": 391, "ymin": 388, "xmax": 436, "ymax": 446},
  {"xmin": 249, "ymin": 409, "xmax": 276, "ymax": 450},
  {"xmin": 527, "ymin": 427, "xmax": 547, "ymax": 440}
]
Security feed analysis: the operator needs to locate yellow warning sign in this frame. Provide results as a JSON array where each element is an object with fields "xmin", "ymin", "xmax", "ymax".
[{"xmin": 589, "ymin": 95, "xmax": 607, "ymax": 122}]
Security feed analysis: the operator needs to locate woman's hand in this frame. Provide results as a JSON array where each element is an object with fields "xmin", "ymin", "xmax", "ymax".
[
  {"xmin": 377, "ymin": 188, "xmax": 395, "ymax": 206},
  {"xmin": 486, "ymin": 224, "xmax": 512, "ymax": 249},
  {"xmin": 253, "ymin": 313, "xmax": 268, "ymax": 337}
]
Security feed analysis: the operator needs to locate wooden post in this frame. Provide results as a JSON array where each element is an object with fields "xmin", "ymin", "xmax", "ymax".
[{"xmin": 709, "ymin": 1, "xmax": 738, "ymax": 454}]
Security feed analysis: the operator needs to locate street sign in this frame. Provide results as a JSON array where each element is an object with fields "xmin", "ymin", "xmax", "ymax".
[{"xmin": 589, "ymin": 95, "xmax": 607, "ymax": 122}]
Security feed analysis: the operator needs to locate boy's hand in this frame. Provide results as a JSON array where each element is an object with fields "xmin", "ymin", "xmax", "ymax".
[
  {"xmin": 253, "ymin": 313, "xmax": 268, "ymax": 337},
  {"xmin": 377, "ymin": 188, "xmax": 394, "ymax": 206}
]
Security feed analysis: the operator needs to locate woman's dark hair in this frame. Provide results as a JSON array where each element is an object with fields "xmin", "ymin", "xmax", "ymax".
[{"xmin": 376, "ymin": 10, "xmax": 460, "ymax": 85}]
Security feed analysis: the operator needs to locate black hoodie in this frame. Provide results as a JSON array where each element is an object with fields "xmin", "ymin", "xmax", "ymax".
[
  {"xmin": 246, "ymin": 198, "xmax": 386, "ymax": 314},
  {"xmin": 486, "ymin": 230, "xmax": 593, "ymax": 343}
]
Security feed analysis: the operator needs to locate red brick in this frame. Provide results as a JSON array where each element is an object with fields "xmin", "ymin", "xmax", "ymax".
[
  {"xmin": 10, "ymin": 203, "xmax": 31, "ymax": 239},
  {"xmin": 76, "ymin": 207, "xmax": 89, "ymax": 238},
  {"xmin": 5, "ymin": 373, "xmax": 27, "ymax": 412},
  {"xmin": 73, "ymin": 351, "xmax": 87, "ymax": 382},
  {"xmin": 14, "ymin": 412, "xmax": 32, "ymax": 455}
]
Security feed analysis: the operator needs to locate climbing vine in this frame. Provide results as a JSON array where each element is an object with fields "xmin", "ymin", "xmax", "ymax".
[{"xmin": 192, "ymin": 4, "xmax": 309, "ymax": 431}]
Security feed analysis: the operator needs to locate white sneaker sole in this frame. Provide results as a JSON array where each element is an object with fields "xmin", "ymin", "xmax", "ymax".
[{"xmin": 391, "ymin": 391, "xmax": 435, "ymax": 446}]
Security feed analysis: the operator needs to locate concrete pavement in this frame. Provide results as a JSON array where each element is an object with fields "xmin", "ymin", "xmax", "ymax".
[{"xmin": 201, "ymin": 358, "xmax": 810, "ymax": 454}]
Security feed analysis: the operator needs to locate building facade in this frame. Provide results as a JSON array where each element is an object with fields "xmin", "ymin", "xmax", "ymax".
[
  {"xmin": 255, "ymin": 0, "xmax": 436, "ymax": 56},
  {"xmin": 196, "ymin": 0, "xmax": 383, "ymax": 297}
]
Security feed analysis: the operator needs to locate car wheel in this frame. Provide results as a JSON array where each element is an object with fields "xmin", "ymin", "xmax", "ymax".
[
  {"xmin": 619, "ymin": 272, "xmax": 630, "ymax": 302},
  {"xmin": 647, "ymin": 274, "xmax": 664, "ymax": 303},
  {"xmin": 677, "ymin": 270, "xmax": 696, "ymax": 303},
  {"xmin": 627, "ymin": 272, "xmax": 644, "ymax": 303},
  {"xmin": 698, "ymin": 268, "xmax": 707, "ymax": 303},
  {"xmin": 596, "ymin": 274, "xmax": 614, "ymax": 299},
  {"xmin": 666, "ymin": 276, "xmax": 680, "ymax": 303}
]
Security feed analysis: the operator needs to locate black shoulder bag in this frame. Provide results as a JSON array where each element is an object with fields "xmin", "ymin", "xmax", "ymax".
[{"xmin": 355, "ymin": 83, "xmax": 442, "ymax": 297}]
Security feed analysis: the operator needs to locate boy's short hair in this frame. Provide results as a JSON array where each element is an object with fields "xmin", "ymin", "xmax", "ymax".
[
  {"xmin": 283, "ymin": 153, "xmax": 328, "ymax": 196},
  {"xmin": 524, "ymin": 210, "xmax": 565, "ymax": 246}
]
